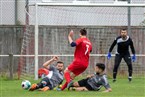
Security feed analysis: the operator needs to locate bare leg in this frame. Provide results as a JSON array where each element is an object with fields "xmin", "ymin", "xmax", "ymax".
[
  {"xmin": 74, "ymin": 87, "xmax": 88, "ymax": 91},
  {"xmin": 73, "ymin": 82, "xmax": 80, "ymax": 87}
]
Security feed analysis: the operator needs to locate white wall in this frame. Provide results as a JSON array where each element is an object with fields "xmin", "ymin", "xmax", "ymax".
[
  {"xmin": 28, "ymin": 6, "xmax": 144, "ymax": 26},
  {"xmin": 0, "ymin": 0, "xmax": 145, "ymax": 25},
  {"xmin": 17, "ymin": 1, "xmax": 25, "ymax": 25},
  {"xmin": 0, "ymin": 0, "xmax": 15, "ymax": 25}
]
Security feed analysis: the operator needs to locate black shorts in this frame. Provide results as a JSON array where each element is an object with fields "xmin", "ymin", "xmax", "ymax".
[
  {"xmin": 78, "ymin": 78, "xmax": 94, "ymax": 91},
  {"xmin": 39, "ymin": 77, "xmax": 53, "ymax": 90}
]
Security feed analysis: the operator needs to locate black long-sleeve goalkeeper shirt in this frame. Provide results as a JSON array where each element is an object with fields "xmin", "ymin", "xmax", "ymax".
[{"xmin": 109, "ymin": 36, "xmax": 135, "ymax": 55}]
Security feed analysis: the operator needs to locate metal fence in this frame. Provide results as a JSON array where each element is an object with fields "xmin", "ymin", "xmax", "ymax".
[{"xmin": 0, "ymin": 26, "xmax": 145, "ymax": 79}]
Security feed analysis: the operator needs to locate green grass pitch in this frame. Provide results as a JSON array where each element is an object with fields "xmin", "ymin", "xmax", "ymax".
[{"xmin": 0, "ymin": 77, "xmax": 145, "ymax": 97}]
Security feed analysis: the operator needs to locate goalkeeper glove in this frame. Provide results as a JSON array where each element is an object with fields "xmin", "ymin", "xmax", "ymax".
[
  {"xmin": 107, "ymin": 52, "xmax": 112, "ymax": 60},
  {"xmin": 132, "ymin": 54, "xmax": 136, "ymax": 62}
]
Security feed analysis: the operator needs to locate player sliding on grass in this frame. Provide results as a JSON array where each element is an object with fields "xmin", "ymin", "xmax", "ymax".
[
  {"xmin": 29, "ymin": 56, "xmax": 64, "ymax": 91},
  {"xmin": 61, "ymin": 28, "xmax": 92, "ymax": 90},
  {"xmin": 68, "ymin": 63, "xmax": 112, "ymax": 92}
]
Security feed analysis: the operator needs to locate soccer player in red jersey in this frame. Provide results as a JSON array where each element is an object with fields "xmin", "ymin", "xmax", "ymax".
[{"xmin": 61, "ymin": 28, "xmax": 92, "ymax": 90}]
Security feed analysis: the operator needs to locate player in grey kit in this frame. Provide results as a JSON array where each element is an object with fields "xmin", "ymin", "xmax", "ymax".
[
  {"xmin": 69, "ymin": 63, "xmax": 112, "ymax": 92},
  {"xmin": 29, "ymin": 56, "xmax": 64, "ymax": 91},
  {"xmin": 107, "ymin": 28, "xmax": 136, "ymax": 82}
]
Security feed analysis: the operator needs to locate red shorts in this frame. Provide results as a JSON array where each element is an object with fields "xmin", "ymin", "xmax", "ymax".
[{"xmin": 68, "ymin": 61, "xmax": 88, "ymax": 76}]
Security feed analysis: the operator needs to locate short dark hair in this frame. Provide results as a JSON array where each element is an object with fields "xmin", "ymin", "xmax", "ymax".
[
  {"xmin": 80, "ymin": 28, "xmax": 87, "ymax": 36},
  {"xmin": 96, "ymin": 63, "xmax": 105, "ymax": 71},
  {"xmin": 121, "ymin": 27, "xmax": 127, "ymax": 31},
  {"xmin": 57, "ymin": 61, "xmax": 64, "ymax": 65},
  {"xmin": 121, "ymin": 28, "xmax": 127, "ymax": 31}
]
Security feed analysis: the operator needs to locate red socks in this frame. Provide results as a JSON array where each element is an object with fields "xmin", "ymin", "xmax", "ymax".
[
  {"xmin": 64, "ymin": 71, "xmax": 71, "ymax": 83},
  {"xmin": 61, "ymin": 71, "xmax": 71, "ymax": 90},
  {"xmin": 61, "ymin": 82, "xmax": 67, "ymax": 90}
]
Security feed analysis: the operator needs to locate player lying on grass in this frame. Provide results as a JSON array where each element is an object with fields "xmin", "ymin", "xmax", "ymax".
[
  {"xmin": 68, "ymin": 63, "xmax": 112, "ymax": 92},
  {"xmin": 29, "ymin": 56, "xmax": 64, "ymax": 91}
]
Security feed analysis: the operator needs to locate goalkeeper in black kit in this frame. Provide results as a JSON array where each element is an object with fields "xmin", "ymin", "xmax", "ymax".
[{"xmin": 107, "ymin": 28, "xmax": 136, "ymax": 82}]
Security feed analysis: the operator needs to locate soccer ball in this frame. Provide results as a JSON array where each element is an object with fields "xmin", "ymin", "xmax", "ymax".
[{"xmin": 21, "ymin": 80, "xmax": 31, "ymax": 90}]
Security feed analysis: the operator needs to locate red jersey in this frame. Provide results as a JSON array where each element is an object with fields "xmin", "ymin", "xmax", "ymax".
[{"xmin": 74, "ymin": 37, "xmax": 92, "ymax": 65}]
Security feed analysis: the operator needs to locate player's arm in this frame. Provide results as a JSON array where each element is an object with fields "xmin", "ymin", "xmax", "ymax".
[
  {"xmin": 101, "ymin": 76, "xmax": 112, "ymax": 92},
  {"xmin": 130, "ymin": 38, "xmax": 136, "ymax": 62},
  {"xmin": 43, "ymin": 56, "xmax": 59, "ymax": 69},
  {"xmin": 107, "ymin": 38, "xmax": 117, "ymax": 59},
  {"xmin": 68, "ymin": 30, "xmax": 77, "ymax": 47},
  {"xmin": 130, "ymin": 39, "xmax": 135, "ymax": 54},
  {"xmin": 86, "ymin": 74, "xmax": 95, "ymax": 78},
  {"xmin": 109, "ymin": 38, "xmax": 117, "ymax": 53}
]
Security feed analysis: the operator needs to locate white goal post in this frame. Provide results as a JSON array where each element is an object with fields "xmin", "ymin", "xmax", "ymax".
[{"xmin": 27, "ymin": 3, "xmax": 145, "ymax": 80}]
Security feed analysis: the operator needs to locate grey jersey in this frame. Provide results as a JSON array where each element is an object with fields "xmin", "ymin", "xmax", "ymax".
[
  {"xmin": 87, "ymin": 74, "xmax": 110, "ymax": 91},
  {"xmin": 46, "ymin": 65, "xmax": 63, "ymax": 88}
]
